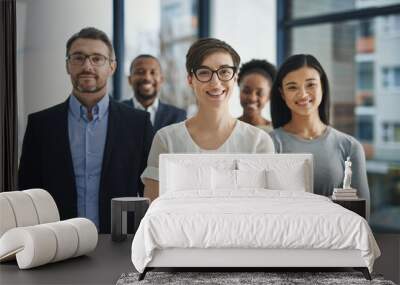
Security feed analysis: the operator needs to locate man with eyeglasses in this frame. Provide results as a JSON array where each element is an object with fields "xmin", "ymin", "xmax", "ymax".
[
  {"xmin": 122, "ymin": 55, "xmax": 186, "ymax": 132},
  {"xmin": 18, "ymin": 27, "xmax": 154, "ymax": 233}
]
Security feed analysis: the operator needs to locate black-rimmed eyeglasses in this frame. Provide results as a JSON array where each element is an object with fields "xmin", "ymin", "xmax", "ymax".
[
  {"xmin": 66, "ymin": 53, "xmax": 112, "ymax": 67},
  {"xmin": 192, "ymin": 66, "xmax": 237, "ymax": 82}
]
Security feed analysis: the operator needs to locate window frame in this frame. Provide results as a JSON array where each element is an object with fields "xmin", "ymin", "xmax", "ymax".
[{"xmin": 277, "ymin": 2, "xmax": 400, "ymax": 65}]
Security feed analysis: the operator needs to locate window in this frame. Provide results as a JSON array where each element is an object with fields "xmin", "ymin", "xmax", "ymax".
[
  {"xmin": 160, "ymin": 0, "xmax": 198, "ymax": 113},
  {"xmin": 356, "ymin": 19, "xmax": 374, "ymax": 53},
  {"xmin": 358, "ymin": 62, "xmax": 374, "ymax": 90},
  {"xmin": 383, "ymin": 14, "xmax": 400, "ymax": 35},
  {"xmin": 395, "ymin": 67, "xmax": 400, "ymax": 87},
  {"xmin": 383, "ymin": 122, "xmax": 389, "ymax": 142},
  {"xmin": 382, "ymin": 122, "xmax": 400, "ymax": 143},
  {"xmin": 334, "ymin": 23, "xmax": 356, "ymax": 61},
  {"xmin": 357, "ymin": 115, "xmax": 374, "ymax": 142},
  {"xmin": 359, "ymin": 19, "xmax": 374, "ymax": 38},
  {"xmin": 382, "ymin": 66, "xmax": 400, "ymax": 89},
  {"xmin": 396, "ymin": 123, "xmax": 400, "ymax": 142},
  {"xmin": 382, "ymin": 67, "xmax": 390, "ymax": 88},
  {"xmin": 122, "ymin": 0, "xmax": 202, "ymax": 112},
  {"xmin": 291, "ymin": 0, "xmax": 354, "ymax": 19},
  {"xmin": 123, "ymin": 0, "xmax": 161, "ymax": 101}
]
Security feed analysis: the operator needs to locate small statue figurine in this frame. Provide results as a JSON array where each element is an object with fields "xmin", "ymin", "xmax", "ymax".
[{"xmin": 342, "ymin": 156, "xmax": 352, "ymax": 189}]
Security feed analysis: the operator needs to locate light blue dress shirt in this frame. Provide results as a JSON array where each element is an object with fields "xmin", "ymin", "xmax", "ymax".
[{"xmin": 68, "ymin": 95, "xmax": 109, "ymax": 228}]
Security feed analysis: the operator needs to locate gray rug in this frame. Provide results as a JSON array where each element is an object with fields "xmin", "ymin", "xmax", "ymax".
[{"xmin": 116, "ymin": 271, "xmax": 396, "ymax": 285}]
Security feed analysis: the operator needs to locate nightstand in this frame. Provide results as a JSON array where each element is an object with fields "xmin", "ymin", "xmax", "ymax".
[
  {"xmin": 331, "ymin": 198, "xmax": 366, "ymax": 219},
  {"xmin": 111, "ymin": 197, "xmax": 150, "ymax": 242}
]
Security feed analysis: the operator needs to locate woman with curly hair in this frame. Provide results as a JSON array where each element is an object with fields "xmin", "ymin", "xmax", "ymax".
[{"xmin": 238, "ymin": 59, "xmax": 277, "ymax": 132}]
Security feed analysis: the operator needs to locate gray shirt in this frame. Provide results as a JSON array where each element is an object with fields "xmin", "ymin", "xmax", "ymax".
[{"xmin": 270, "ymin": 126, "xmax": 370, "ymax": 218}]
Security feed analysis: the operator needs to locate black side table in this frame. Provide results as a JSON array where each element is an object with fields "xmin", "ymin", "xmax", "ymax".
[
  {"xmin": 331, "ymin": 198, "xmax": 366, "ymax": 219},
  {"xmin": 111, "ymin": 197, "xmax": 150, "ymax": 242}
]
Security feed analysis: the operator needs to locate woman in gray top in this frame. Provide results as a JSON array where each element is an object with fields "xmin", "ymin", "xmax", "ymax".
[{"xmin": 269, "ymin": 54, "xmax": 370, "ymax": 219}]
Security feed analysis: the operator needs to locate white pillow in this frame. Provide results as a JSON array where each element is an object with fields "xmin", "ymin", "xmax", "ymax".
[
  {"xmin": 212, "ymin": 168, "xmax": 237, "ymax": 190},
  {"xmin": 236, "ymin": 169, "xmax": 268, "ymax": 189},
  {"xmin": 211, "ymin": 169, "xmax": 268, "ymax": 190},
  {"xmin": 266, "ymin": 165, "xmax": 307, "ymax": 191},
  {"xmin": 237, "ymin": 159, "xmax": 308, "ymax": 192},
  {"xmin": 166, "ymin": 162, "xmax": 212, "ymax": 191}
]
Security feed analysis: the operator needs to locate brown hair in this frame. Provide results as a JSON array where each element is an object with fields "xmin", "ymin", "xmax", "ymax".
[
  {"xmin": 185, "ymin": 38, "xmax": 240, "ymax": 73},
  {"xmin": 66, "ymin": 27, "xmax": 115, "ymax": 59}
]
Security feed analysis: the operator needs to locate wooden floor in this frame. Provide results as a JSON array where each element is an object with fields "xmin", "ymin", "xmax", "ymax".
[
  {"xmin": 373, "ymin": 233, "xmax": 400, "ymax": 284},
  {"xmin": 0, "ymin": 235, "xmax": 134, "ymax": 285},
  {"xmin": 0, "ymin": 233, "xmax": 398, "ymax": 284}
]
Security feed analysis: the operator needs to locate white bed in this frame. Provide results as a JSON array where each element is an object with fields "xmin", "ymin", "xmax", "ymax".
[{"xmin": 131, "ymin": 154, "xmax": 380, "ymax": 280}]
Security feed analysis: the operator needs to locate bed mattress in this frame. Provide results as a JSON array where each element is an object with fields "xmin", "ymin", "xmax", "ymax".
[{"xmin": 131, "ymin": 190, "xmax": 380, "ymax": 273}]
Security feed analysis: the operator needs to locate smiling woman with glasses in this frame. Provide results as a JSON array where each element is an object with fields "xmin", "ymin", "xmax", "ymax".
[
  {"xmin": 141, "ymin": 38, "xmax": 275, "ymax": 202},
  {"xmin": 192, "ymin": 66, "xmax": 237, "ymax": 82}
]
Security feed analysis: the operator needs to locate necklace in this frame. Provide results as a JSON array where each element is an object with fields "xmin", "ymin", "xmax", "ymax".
[
  {"xmin": 284, "ymin": 124, "xmax": 327, "ymax": 141},
  {"xmin": 304, "ymin": 126, "xmax": 327, "ymax": 140}
]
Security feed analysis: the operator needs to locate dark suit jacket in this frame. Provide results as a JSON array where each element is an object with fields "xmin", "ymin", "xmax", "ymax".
[
  {"xmin": 121, "ymin": 98, "xmax": 187, "ymax": 131},
  {"xmin": 18, "ymin": 98, "xmax": 154, "ymax": 233}
]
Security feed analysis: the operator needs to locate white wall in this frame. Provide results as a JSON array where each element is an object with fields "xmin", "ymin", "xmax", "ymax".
[
  {"xmin": 211, "ymin": 0, "xmax": 277, "ymax": 118},
  {"xmin": 16, "ymin": 0, "xmax": 112, "ymax": 155}
]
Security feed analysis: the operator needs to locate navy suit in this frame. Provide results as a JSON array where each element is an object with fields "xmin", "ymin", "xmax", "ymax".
[
  {"xmin": 121, "ymin": 98, "xmax": 187, "ymax": 131},
  {"xmin": 18, "ymin": 98, "xmax": 154, "ymax": 233}
]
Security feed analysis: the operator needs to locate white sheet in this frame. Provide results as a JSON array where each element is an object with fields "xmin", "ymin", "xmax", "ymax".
[{"xmin": 131, "ymin": 190, "xmax": 380, "ymax": 273}]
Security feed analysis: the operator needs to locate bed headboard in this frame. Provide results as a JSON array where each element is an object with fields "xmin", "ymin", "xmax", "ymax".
[{"xmin": 159, "ymin": 154, "xmax": 314, "ymax": 195}]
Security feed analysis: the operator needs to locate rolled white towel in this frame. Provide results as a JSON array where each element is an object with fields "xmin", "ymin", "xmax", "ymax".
[
  {"xmin": 0, "ymin": 218, "xmax": 98, "ymax": 269},
  {"xmin": 24, "ymin": 189, "xmax": 60, "ymax": 224},
  {"xmin": 0, "ymin": 189, "xmax": 60, "ymax": 238},
  {"xmin": 0, "ymin": 225, "xmax": 57, "ymax": 268},
  {"xmin": 65, "ymin": 218, "xmax": 98, "ymax": 257},
  {"xmin": 0, "ymin": 191, "xmax": 39, "ymax": 228},
  {"xmin": 0, "ymin": 195, "xmax": 17, "ymax": 237},
  {"xmin": 41, "ymin": 221, "xmax": 79, "ymax": 262}
]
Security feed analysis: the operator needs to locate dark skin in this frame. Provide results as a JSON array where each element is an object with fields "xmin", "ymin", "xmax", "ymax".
[
  {"xmin": 128, "ymin": 57, "xmax": 164, "ymax": 109},
  {"xmin": 238, "ymin": 72, "xmax": 272, "ymax": 127}
]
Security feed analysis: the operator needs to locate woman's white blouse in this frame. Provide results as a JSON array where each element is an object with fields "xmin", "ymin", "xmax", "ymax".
[{"xmin": 141, "ymin": 120, "xmax": 275, "ymax": 181}]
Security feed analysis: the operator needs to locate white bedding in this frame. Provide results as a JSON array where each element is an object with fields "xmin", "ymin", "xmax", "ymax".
[{"xmin": 131, "ymin": 190, "xmax": 380, "ymax": 273}]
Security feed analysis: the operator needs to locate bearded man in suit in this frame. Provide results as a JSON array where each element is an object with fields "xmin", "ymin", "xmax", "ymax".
[{"xmin": 18, "ymin": 27, "xmax": 154, "ymax": 233}]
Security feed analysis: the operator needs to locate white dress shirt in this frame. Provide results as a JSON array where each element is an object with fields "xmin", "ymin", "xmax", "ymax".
[{"xmin": 132, "ymin": 95, "xmax": 159, "ymax": 126}]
